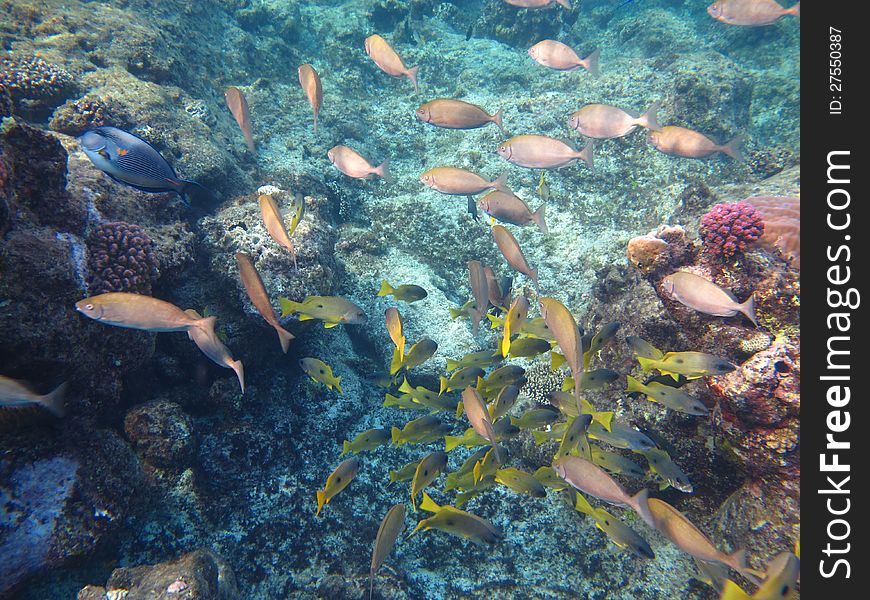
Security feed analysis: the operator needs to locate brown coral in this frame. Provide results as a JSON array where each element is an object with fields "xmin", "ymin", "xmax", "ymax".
[
  {"xmin": 744, "ymin": 196, "xmax": 800, "ymax": 269},
  {"xmin": 626, "ymin": 224, "xmax": 692, "ymax": 275},
  {"xmin": 49, "ymin": 94, "xmax": 115, "ymax": 136},
  {"xmin": 0, "ymin": 53, "xmax": 75, "ymax": 116}
]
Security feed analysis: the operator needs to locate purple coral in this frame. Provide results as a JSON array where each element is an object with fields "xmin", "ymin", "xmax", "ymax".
[
  {"xmin": 699, "ymin": 202, "xmax": 764, "ymax": 260},
  {"xmin": 86, "ymin": 222, "xmax": 160, "ymax": 295}
]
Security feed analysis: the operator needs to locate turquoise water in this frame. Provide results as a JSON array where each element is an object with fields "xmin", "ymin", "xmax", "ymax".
[{"xmin": 0, "ymin": 1, "xmax": 799, "ymax": 598}]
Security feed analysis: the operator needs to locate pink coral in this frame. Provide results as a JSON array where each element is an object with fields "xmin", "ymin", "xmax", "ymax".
[
  {"xmin": 744, "ymin": 196, "xmax": 800, "ymax": 269},
  {"xmin": 699, "ymin": 202, "xmax": 764, "ymax": 260}
]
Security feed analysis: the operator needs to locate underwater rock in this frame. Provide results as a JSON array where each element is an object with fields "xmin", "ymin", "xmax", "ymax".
[
  {"xmin": 473, "ymin": 0, "xmax": 578, "ymax": 48},
  {"xmin": 626, "ymin": 225, "xmax": 692, "ymax": 276},
  {"xmin": 124, "ymin": 400, "xmax": 197, "ymax": 470},
  {"xmin": 49, "ymin": 93, "xmax": 118, "ymax": 136},
  {"xmin": 0, "ymin": 53, "xmax": 77, "ymax": 120},
  {"xmin": 94, "ymin": 548, "xmax": 239, "ymax": 600}
]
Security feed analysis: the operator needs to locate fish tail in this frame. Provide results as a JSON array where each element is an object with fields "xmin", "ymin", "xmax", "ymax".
[
  {"xmin": 532, "ymin": 203, "xmax": 548, "ymax": 234},
  {"xmin": 398, "ymin": 378, "xmax": 413, "ymax": 394},
  {"xmin": 39, "ymin": 382, "xmax": 67, "ymax": 417},
  {"xmin": 276, "ymin": 326, "xmax": 295, "ymax": 354},
  {"xmin": 446, "ymin": 358, "xmax": 459, "ymax": 372},
  {"xmin": 231, "ymin": 360, "xmax": 245, "ymax": 394},
  {"xmin": 492, "ymin": 171, "xmax": 510, "ymax": 193},
  {"xmin": 377, "ymin": 279, "xmax": 393, "ymax": 297},
  {"xmin": 407, "ymin": 65, "xmax": 420, "ymax": 94},
  {"xmin": 786, "ymin": 1, "xmax": 799, "ymax": 16},
  {"xmin": 438, "ymin": 376, "xmax": 449, "ymax": 396},
  {"xmin": 630, "ymin": 488, "xmax": 655, "ymax": 528},
  {"xmin": 487, "ymin": 314, "xmax": 503, "ymax": 329},
  {"xmin": 584, "ymin": 48, "xmax": 600, "ymax": 78},
  {"xmin": 531, "ymin": 431, "xmax": 549, "ymax": 445},
  {"xmin": 722, "ymin": 135, "xmax": 746, "ymax": 162},
  {"xmin": 334, "ymin": 376, "xmax": 343, "ymax": 395},
  {"xmin": 278, "ymin": 297, "xmax": 301, "ymax": 317},
  {"xmin": 315, "ymin": 490, "xmax": 326, "ymax": 517},
  {"xmin": 578, "ymin": 139, "xmax": 594, "ymax": 172},
  {"xmin": 419, "ymin": 491, "xmax": 440, "ymax": 513},
  {"xmin": 194, "ymin": 315, "xmax": 218, "ymax": 339},
  {"xmin": 719, "ymin": 581, "xmax": 752, "ymax": 600},
  {"xmin": 639, "ymin": 100, "xmax": 662, "ymax": 131},
  {"xmin": 340, "ymin": 441, "xmax": 350, "ymax": 457},
  {"xmin": 398, "ymin": 337, "xmax": 405, "ymax": 364},
  {"xmin": 444, "ymin": 435, "xmax": 461, "ymax": 452},
  {"xmin": 625, "ymin": 375, "xmax": 644, "ymax": 394},
  {"xmin": 178, "ymin": 180, "xmax": 216, "ymax": 205},
  {"xmin": 389, "ymin": 347, "xmax": 403, "ymax": 376},
  {"xmin": 636, "ymin": 356, "xmax": 654, "ymax": 371},
  {"xmin": 740, "ymin": 294, "xmax": 758, "ymax": 327},
  {"xmin": 391, "ymin": 426, "xmax": 403, "ymax": 445},
  {"xmin": 376, "ymin": 159, "xmax": 395, "ymax": 184},
  {"xmin": 492, "ymin": 108, "xmax": 505, "ymax": 135},
  {"xmin": 313, "ymin": 114, "xmax": 318, "ymax": 135}
]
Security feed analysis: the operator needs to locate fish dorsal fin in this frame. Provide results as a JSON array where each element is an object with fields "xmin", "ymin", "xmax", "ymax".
[{"xmin": 419, "ymin": 492, "xmax": 441, "ymax": 513}]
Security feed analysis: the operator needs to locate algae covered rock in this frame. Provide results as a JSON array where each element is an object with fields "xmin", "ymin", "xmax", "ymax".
[{"xmin": 124, "ymin": 400, "xmax": 197, "ymax": 470}]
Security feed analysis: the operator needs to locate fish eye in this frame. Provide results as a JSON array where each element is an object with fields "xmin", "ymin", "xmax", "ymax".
[{"xmin": 85, "ymin": 303, "xmax": 94, "ymax": 310}]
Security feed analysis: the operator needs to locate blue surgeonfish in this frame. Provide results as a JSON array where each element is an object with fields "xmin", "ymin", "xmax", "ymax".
[{"xmin": 79, "ymin": 126, "xmax": 209, "ymax": 200}]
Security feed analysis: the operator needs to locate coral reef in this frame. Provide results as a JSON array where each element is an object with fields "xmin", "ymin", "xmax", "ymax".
[
  {"xmin": 627, "ymin": 225, "xmax": 693, "ymax": 275},
  {"xmin": 49, "ymin": 93, "xmax": 117, "ymax": 136},
  {"xmin": 124, "ymin": 400, "xmax": 196, "ymax": 470},
  {"xmin": 745, "ymin": 196, "xmax": 800, "ymax": 269},
  {"xmin": 86, "ymin": 221, "xmax": 161, "ymax": 295},
  {"xmin": 0, "ymin": 53, "xmax": 76, "ymax": 118},
  {"xmin": 699, "ymin": 202, "xmax": 764, "ymax": 261}
]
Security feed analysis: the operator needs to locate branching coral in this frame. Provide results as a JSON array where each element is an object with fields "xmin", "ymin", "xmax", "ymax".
[
  {"xmin": 699, "ymin": 202, "xmax": 764, "ymax": 260},
  {"xmin": 86, "ymin": 222, "xmax": 160, "ymax": 295}
]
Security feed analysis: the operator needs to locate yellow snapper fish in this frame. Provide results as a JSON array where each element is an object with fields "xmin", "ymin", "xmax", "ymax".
[
  {"xmin": 409, "ymin": 492, "xmax": 503, "ymax": 545},
  {"xmin": 389, "ymin": 458, "xmax": 422, "ymax": 485},
  {"xmin": 439, "ymin": 366, "xmax": 485, "ymax": 395},
  {"xmin": 472, "ymin": 445, "xmax": 505, "ymax": 486},
  {"xmin": 718, "ymin": 552, "xmax": 799, "ymax": 600},
  {"xmin": 340, "ymin": 428, "xmax": 392, "ymax": 457},
  {"xmin": 573, "ymin": 492, "xmax": 655, "ymax": 559},
  {"xmin": 637, "ymin": 351, "xmax": 737, "ymax": 380},
  {"xmin": 411, "ymin": 451, "xmax": 449, "ymax": 510},
  {"xmin": 626, "ymin": 375, "xmax": 709, "ymax": 416},
  {"xmin": 533, "ymin": 466, "xmax": 570, "ymax": 491},
  {"xmin": 501, "ymin": 295, "xmax": 530, "ymax": 357},
  {"xmin": 549, "ymin": 392, "xmax": 615, "ymax": 429},
  {"xmin": 494, "ymin": 467, "xmax": 547, "ymax": 498},
  {"xmin": 315, "ymin": 456, "xmax": 360, "ymax": 517},
  {"xmin": 0, "ymin": 376, "xmax": 66, "ymax": 417},
  {"xmin": 398, "ymin": 378, "xmax": 457, "ymax": 412},
  {"xmin": 510, "ymin": 407, "xmax": 560, "ymax": 430},
  {"xmin": 445, "ymin": 349, "xmax": 501, "ymax": 372},
  {"xmin": 588, "ymin": 421, "xmax": 657, "ymax": 452},
  {"xmin": 184, "ymin": 309, "xmax": 245, "ymax": 393},
  {"xmin": 279, "ymin": 295, "xmax": 367, "ymax": 328},
  {"xmin": 449, "ymin": 299, "xmax": 476, "ymax": 321},
  {"xmin": 559, "ymin": 369, "xmax": 620, "ymax": 391},
  {"xmin": 625, "ymin": 335, "xmax": 664, "ymax": 360},
  {"xmin": 385, "ymin": 307, "xmax": 405, "ymax": 364},
  {"xmin": 300, "ymin": 357, "xmax": 343, "ymax": 394},
  {"xmin": 454, "ymin": 477, "xmax": 497, "ymax": 508},
  {"xmin": 392, "ymin": 415, "xmax": 451, "ymax": 446},
  {"xmin": 378, "ymin": 280, "xmax": 428, "ymax": 303},
  {"xmin": 383, "ymin": 392, "xmax": 426, "ymax": 411},
  {"xmin": 640, "ymin": 448, "xmax": 693, "ymax": 493},
  {"xmin": 555, "ymin": 414, "xmax": 593, "ymax": 459},
  {"xmin": 369, "ymin": 504, "xmax": 406, "ymax": 600},
  {"xmin": 590, "ymin": 447, "xmax": 646, "ymax": 479},
  {"xmin": 488, "ymin": 383, "xmax": 519, "ymax": 422},
  {"xmin": 76, "ymin": 292, "xmax": 216, "ymax": 335},
  {"xmin": 507, "ymin": 337, "xmax": 552, "ymax": 359},
  {"xmin": 445, "ymin": 418, "xmax": 519, "ymax": 452},
  {"xmin": 391, "ymin": 337, "xmax": 438, "ymax": 375},
  {"xmin": 477, "ymin": 365, "xmax": 526, "ymax": 398},
  {"xmin": 583, "ymin": 321, "xmax": 620, "ymax": 369},
  {"xmin": 444, "ymin": 448, "xmax": 488, "ymax": 490}
]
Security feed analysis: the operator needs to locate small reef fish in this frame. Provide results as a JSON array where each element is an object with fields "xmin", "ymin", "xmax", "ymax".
[
  {"xmin": 78, "ymin": 127, "xmax": 207, "ymax": 198},
  {"xmin": 224, "ymin": 86, "xmax": 255, "ymax": 154},
  {"xmin": 479, "ymin": 191, "xmax": 547, "ymax": 233},
  {"xmin": 420, "ymin": 167, "xmax": 509, "ymax": 196},
  {"xmin": 637, "ymin": 351, "xmax": 736, "ymax": 380},
  {"xmin": 482, "ymin": 267, "xmax": 503, "ymax": 310},
  {"xmin": 383, "ymin": 393, "xmax": 424, "ymax": 411},
  {"xmin": 0, "ymin": 376, "xmax": 65, "ymax": 417},
  {"xmin": 626, "ymin": 335, "xmax": 664, "ymax": 360},
  {"xmin": 392, "ymin": 415, "xmax": 451, "ymax": 446},
  {"xmin": 707, "ymin": 0, "xmax": 799, "ymax": 26},
  {"xmin": 497, "ymin": 135, "xmax": 593, "ymax": 170},
  {"xmin": 568, "ymin": 102, "xmax": 661, "ymax": 139},
  {"xmin": 279, "ymin": 295, "xmax": 368, "ymax": 328},
  {"xmin": 501, "ymin": 295, "xmax": 530, "ymax": 357},
  {"xmin": 552, "ymin": 454, "xmax": 654, "ymax": 527},
  {"xmin": 76, "ymin": 292, "xmax": 217, "ymax": 335},
  {"xmin": 411, "ymin": 451, "xmax": 449, "ymax": 510},
  {"xmin": 662, "ymin": 271, "xmax": 757, "ymax": 326},
  {"xmin": 259, "ymin": 194, "xmax": 298, "ymax": 270},
  {"xmin": 445, "ymin": 418, "xmax": 519, "ymax": 451},
  {"xmin": 503, "ymin": 0, "xmax": 572, "ymax": 9},
  {"xmin": 439, "ymin": 366, "xmax": 485, "ymax": 395},
  {"xmin": 462, "ymin": 386, "xmax": 503, "ymax": 463},
  {"xmin": 236, "ymin": 253, "xmax": 294, "ymax": 352},
  {"xmin": 584, "ymin": 321, "xmax": 620, "ymax": 368},
  {"xmin": 537, "ymin": 172, "xmax": 550, "ymax": 202},
  {"xmin": 588, "ymin": 421, "xmax": 657, "ymax": 452},
  {"xmin": 560, "ymin": 369, "xmax": 620, "ymax": 392},
  {"xmin": 510, "ymin": 407, "xmax": 560, "ymax": 430},
  {"xmin": 539, "ymin": 297, "xmax": 583, "ymax": 412},
  {"xmin": 184, "ymin": 309, "xmax": 244, "ymax": 393},
  {"xmin": 507, "ymin": 337, "xmax": 551, "ymax": 359},
  {"xmin": 534, "ymin": 466, "xmax": 570, "ymax": 490},
  {"xmin": 649, "ymin": 126, "xmax": 745, "ymax": 161},
  {"xmin": 392, "ymin": 337, "xmax": 438, "ymax": 375},
  {"xmin": 370, "ymin": 504, "xmax": 406, "ymax": 600},
  {"xmin": 488, "ymin": 384, "xmax": 519, "ymax": 422},
  {"xmin": 378, "ymin": 280, "xmax": 428, "ymax": 303},
  {"xmin": 385, "ymin": 307, "xmax": 405, "ymax": 364},
  {"xmin": 591, "ymin": 447, "xmax": 646, "ymax": 479},
  {"xmin": 531, "ymin": 422, "xmax": 567, "ymax": 445},
  {"xmin": 477, "ymin": 365, "xmax": 526, "ymax": 399},
  {"xmin": 472, "ymin": 445, "xmax": 504, "ymax": 485},
  {"xmin": 646, "ymin": 498, "xmax": 750, "ymax": 576},
  {"xmin": 549, "ymin": 393, "xmax": 614, "ymax": 429},
  {"xmin": 641, "ymin": 448, "xmax": 693, "ymax": 493},
  {"xmin": 399, "ymin": 379, "xmax": 457, "ymax": 412},
  {"xmin": 365, "ymin": 34, "xmax": 419, "ymax": 93},
  {"xmin": 495, "ymin": 467, "xmax": 547, "ymax": 498},
  {"xmin": 446, "ymin": 349, "xmax": 501, "ymax": 372},
  {"xmin": 389, "ymin": 459, "xmax": 423, "ymax": 485},
  {"xmin": 449, "ymin": 299, "xmax": 476, "ymax": 321},
  {"xmin": 454, "ymin": 478, "xmax": 497, "ymax": 507},
  {"xmin": 340, "ymin": 428, "xmax": 392, "ymax": 457},
  {"xmin": 626, "ymin": 375, "xmax": 709, "ymax": 416},
  {"xmin": 491, "ymin": 225, "xmax": 539, "ymax": 291},
  {"xmin": 300, "ymin": 357, "xmax": 343, "ymax": 394},
  {"xmin": 528, "ymin": 41, "xmax": 599, "ymax": 76},
  {"xmin": 574, "ymin": 492, "xmax": 655, "ymax": 559},
  {"xmin": 297, "ymin": 64, "xmax": 323, "ymax": 133},
  {"xmin": 467, "ymin": 260, "xmax": 490, "ymax": 336},
  {"xmin": 556, "ymin": 414, "xmax": 593, "ymax": 459},
  {"xmin": 288, "ymin": 192, "xmax": 305, "ymax": 236},
  {"xmin": 416, "ymin": 99, "xmax": 505, "ymax": 134},
  {"xmin": 410, "ymin": 492, "xmax": 503, "ymax": 545},
  {"xmin": 328, "ymin": 145, "xmax": 394, "ymax": 182},
  {"xmin": 315, "ymin": 456, "xmax": 360, "ymax": 517},
  {"xmin": 445, "ymin": 449, "xmax": 489, "ymax": 490}
]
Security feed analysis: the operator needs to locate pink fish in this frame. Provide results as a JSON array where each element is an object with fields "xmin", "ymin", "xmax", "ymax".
[
  {"xmin": 503, "ymin": 0, "xmax": 572, "ymax": 9},
  {"xmin": 568, "ymin": 102, "xmax": 660, "ymax": 139},
  {"xmin": 416, "ymin": 99, "xmax": 504, "ymax": 134},
  {"xmin": 365, "ymin": 34, "xmax": 419, "ymax": 93},
  {"xmin": 328, "ymin": 145, "xmax": 394, "ymax": 182},
  {"xmin": 298, "ymin": 64, "xmax": 323, "ymax": 133},
  {"xmin": 496, "ymin": 135, "xmax": 593, "ymax": 170},
  {"xmin": 649, "ymin": 126, "xmax": 745, "ymax": 161},
  {"xmin": 707, "ymin": 0, "xmax": 799, "ymax": 26},
  {"xmin": 224, "ymin": 86, "xmax": 255, "ymax": 154},
  {"xmin": 528, "ymin": 41, "xmax": 599, "ymax": 77}
]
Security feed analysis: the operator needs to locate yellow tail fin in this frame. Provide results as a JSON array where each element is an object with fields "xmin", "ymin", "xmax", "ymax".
[{"xmin": 377, "ymin": 279, "xmax": 393, "ymax": 297}]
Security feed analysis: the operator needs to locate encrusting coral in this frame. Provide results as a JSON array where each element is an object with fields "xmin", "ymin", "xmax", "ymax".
[
  {"xmin": 86, "ymin": 221, "xmax": 161, "ymax": 295},
  {"xmin": 744, "ymin": 196, "xmax": 800, "ymax": 269}
]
